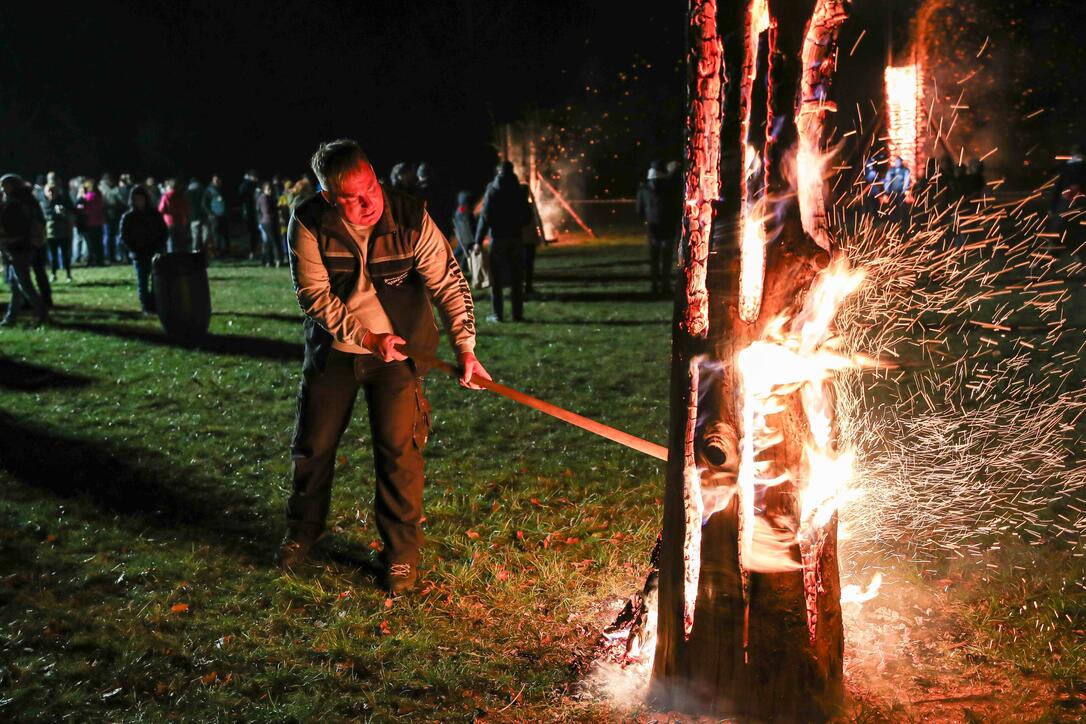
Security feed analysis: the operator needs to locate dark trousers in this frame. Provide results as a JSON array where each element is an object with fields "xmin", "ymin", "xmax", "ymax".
[
  {"xmin": 84, "ymin": 225, "xmax": 104, "ymax": 266},
  {"xmin": 648, "ymin": 232, "xmax": 674, "ymax": 293},
  {"xmin": 30, "ymin": 248, "xmax": 52, "ymax": 308},
  {"xmin": 489, "ymin": 237, "xmax": 524, "ymax": 320},
  {"xmin": 260, "ymin": 222, "xmax": 281, "ymax": 266},
  {"xmin": 48, "ymin": 237, "xmax": 72, "ymax": 277},
  {"xmin": 287, "ymin": 351, "xmax": 430, "ymax": 565},
  {"xmin": 132, "ymin": 254, "xmax": 155, "ymax": 312},
  {"xmin": 244, "ymin": 208, "xmax": 260, "ymax": 255},
  {"xmin": 213, "ymin": 215, "xmax": 230, "ymax": 253}
]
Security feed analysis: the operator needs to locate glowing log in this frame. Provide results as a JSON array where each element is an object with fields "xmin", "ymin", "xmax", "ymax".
[
  {"xmin": 885, "ymin": 63, "xmax": 923, "ymax": 175},
  {"xmin": 653, "ymin": 1, "xmax": 847, "ymax": 719}
]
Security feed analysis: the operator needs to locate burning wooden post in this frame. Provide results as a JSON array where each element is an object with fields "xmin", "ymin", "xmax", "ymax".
[{"xmin": 652, "ymin": 1, "xmax": 849, "ymax": 720}]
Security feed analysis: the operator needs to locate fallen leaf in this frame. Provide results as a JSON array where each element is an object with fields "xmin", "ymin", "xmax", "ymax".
[
  {"xmin": 45, "ymin": 534, "xmax": 58, "ymax": 543},
  {"xmin": 516, "ymin": 530, "xmax": 525, "ymax": 540},
  {"xmin": 496, "ymin": 569, "xmax": 511, "ymax": 582},
  {"xmin": 378, "ymin": 620, "xmax": 392, "ymax": 636},
  {"xmin": 170, "ymin": 603, "xmax": 189, "ymax": 613},
  {"xmin": 200, "ymin": 671, "xmax": 219, "ymax": 685},
  {"xmin": 337, "ymin": 455, "xmax": 348, "ymax": 466},
  {"xmin": 466, "ymin": 529, "xmax": 480, "ymax": 539},
  {"xmin": 565, "ymin": 537, "xmax": 581, "ymax": 545},
  {"xmin": 384, "ymin": 597, "xmax": 394, "ymax": 609},
  {"xmin": 369, "ymin": 540, "xmax": 383, "ymax": 551},
  {"xmin": 529, "ymin": 498, "xmax": 542, "ymax": 507}
]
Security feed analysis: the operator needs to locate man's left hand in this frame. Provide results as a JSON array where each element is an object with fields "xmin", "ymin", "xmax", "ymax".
[{"xmin": 457, "ymin": 353, "xmax": 491, "ymax": 390}]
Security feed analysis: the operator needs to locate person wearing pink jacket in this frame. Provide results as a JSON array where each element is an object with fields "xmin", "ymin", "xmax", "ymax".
[
  {"xmin": 76, "ymin": 179, "xmax": 107, "ymax": 266},
  {"xmin": 157, "ymin": 178, "xmax": 191, "ymax": 252}
]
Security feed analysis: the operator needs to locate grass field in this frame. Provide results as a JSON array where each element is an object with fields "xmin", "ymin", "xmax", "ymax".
[
  {"xmin": 0, "ymin": 239, "xmax": 670, "ymax": 721},
  {"xmin": 0, "ymin": 236, "xmax": 1083, "ymax": 721}
]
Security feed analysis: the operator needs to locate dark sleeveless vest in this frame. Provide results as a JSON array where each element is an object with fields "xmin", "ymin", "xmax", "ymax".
[{"xmin": 291, "ymin": 186, "xmax": 439, "ymax": 375}]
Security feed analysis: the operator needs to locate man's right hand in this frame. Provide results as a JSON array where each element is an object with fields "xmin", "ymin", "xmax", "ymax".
[{"xmin": 362, "ymin": 331, "xmax": 408, "ymax": 362}]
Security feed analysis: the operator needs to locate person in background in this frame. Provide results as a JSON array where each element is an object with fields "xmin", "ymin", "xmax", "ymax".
[
  {"xmin": 636, "ymin": 161, "xmax": 679, "ymax": 296},
  {"xmin": 143, "ymin": 176, "xmax": 160, "ymax": 208},
  {"xmin": 883, "ymin": 156, "xmax": 911, "ymax": 224},
  {"xmin": 202, "ymin": 174, "xmax": 229, "ymax": 257},
  {"xmin": 120, "ymin": 185, "xmax": 168, "ymax": 314},
  {"xmin": 100, "ymin": 174, "xmax": 121, "ymax": 263},
  {"xmin": 450, "ymin": 190, "xmax": 474, "ymax": 272},
  {"xmin": 256, "ymin": 180, "xmax": 281, "ymax": 267},
  {"xmin": 238, "ymin": 169, "xmax": 260, "ymax": 260},
  {"xmin": 277, "ymin": 179, "xmax": 295, "ymax": 260},
  {"xmin": 158, "ymin": 178, "xmax": 191, "ymax": 252},
  {"xmin": 0, "ymin": 174, "xmax": 48, "ymax": 327},
  {"xmin": 389, "ymin": 162, "xmax": 417, "ymax": 194},
  {"xmin": 43, "ymin": 184, "xmax": 74, "ymax": 283},
  {"xmin": 475, "ymin": 161, "xmax": 530, "ymax": 322},
  {"xmin": 289, "ymin": 178, "xmax": 314, "ymax": 210},
  {"xmin": 111, "ymin": 174, "xmax": 134, "ymax": 260},
  {"xmin": 76, "ymin": 178, "xmax": 107, "ymax": 266},
  {"xmin": 186, "ymin": 177, "xmax": 207, "ymax": 253}
]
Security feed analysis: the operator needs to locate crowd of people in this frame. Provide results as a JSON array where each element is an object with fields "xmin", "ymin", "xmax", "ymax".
[{"xmin": 0, "ymin": 159, "xmax": 560, "ymax": 326}]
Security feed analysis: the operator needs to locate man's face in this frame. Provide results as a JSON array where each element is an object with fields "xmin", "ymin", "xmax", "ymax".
[{"xmin": 323, "ymin": 162, "xmax": 383, "ymax": 226}]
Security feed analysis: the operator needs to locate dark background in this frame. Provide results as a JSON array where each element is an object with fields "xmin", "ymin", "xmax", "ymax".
[{"xmin": 1, "ymin": 0, "xmax": 1084, "ymax": 198}]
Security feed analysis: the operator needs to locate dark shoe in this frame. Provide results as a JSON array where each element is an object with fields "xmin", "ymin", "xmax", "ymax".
[
  {"xmin": 384, "ymin": 562, "xmax": 418, "ymax": 595},
  {"xmin": 276, "ymin": 533, "xmax": 320, "ymax": 570}
]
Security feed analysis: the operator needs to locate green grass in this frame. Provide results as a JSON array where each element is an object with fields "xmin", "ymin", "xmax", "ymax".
[
  {"xmin": 1, "ymin": 237, "xmax": 1084, "ymax": 721},
  {"xmin": 0, "ymin": 239, "xmax": 668, "ymax": 721}
]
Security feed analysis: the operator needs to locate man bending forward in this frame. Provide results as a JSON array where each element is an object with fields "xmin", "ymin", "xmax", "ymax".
[{"xmin": 280, "ymin": 139, "xmax": 489, "ymax": 594}]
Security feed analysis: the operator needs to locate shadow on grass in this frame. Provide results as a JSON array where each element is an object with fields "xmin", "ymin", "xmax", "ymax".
[
  {"xmin": 526, "ymin": 318, "xmax": 669, "ymax": 327},
  {"xmin": 536, "ymin": 290, "xmax": 668, "ymax": 303},
  {"xmin": 0, "ymin": 356, "xmax": 94, "ymax": 391},
  {"xmin": 57, "ymin": 320, "xmax": 303, "ymax": 363},
  {"xmin": 213, "ymin": 310, "xmax": 303, "ymax": 324},
  {"xmin": 0, "ymin": 410, "xmax": 276, "ymax": 560}
]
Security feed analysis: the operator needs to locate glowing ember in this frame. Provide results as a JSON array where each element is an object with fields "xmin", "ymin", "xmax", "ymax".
[
  {"xmin": 884, "ymin": 64, "xmax": 923, "ymax": 174},
  {"xmin": 738, "ymin": 1, "xmax": 773, "ymax": 323}
]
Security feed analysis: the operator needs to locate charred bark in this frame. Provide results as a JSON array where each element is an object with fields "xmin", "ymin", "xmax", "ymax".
[{"xmin": 652, "ymin": 1, "xmax": 848, "ymax": 720}]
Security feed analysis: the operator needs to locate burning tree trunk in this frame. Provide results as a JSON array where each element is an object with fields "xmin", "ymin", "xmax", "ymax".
[{"xmin": 652, "ymin": 1, "xmax": 849, "ymax": 720}]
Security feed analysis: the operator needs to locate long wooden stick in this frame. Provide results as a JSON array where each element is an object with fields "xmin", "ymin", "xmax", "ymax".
[{"xmin": 426, "ymin": 357, "xmax": 668, "ymax": 461}]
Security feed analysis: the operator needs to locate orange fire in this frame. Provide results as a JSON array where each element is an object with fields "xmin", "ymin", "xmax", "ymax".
[
  {"xmin": 884, "ymin": 64, "xmax": 923, "ymax": 175},
  {"xmin": 735, "ymin": 260, "xmax": 876, "ymax": 633}
]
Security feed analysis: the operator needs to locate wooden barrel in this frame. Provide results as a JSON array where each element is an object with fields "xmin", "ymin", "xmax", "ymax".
[{"xmin": 153, "ymin": 251, "xmax": 211, "ymax": 342}]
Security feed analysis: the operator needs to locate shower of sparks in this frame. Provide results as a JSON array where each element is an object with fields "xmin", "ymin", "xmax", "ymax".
[{"xmin": 832, "ymin": 173, "xmax": 1086, "ymax": 569}]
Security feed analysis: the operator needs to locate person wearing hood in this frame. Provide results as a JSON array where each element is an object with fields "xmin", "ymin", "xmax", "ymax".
[
  {"xmin": 120, "ymin": 185, "xmax": 168, "ymax": 313},
  {"xmin": 636, "ymin": 161, "xmax": 680, "ymax": 296},
  {"xmin": 0, "ymin": 174, "xmax": 49, "ymax": 327},
  {"xmin": 474, "ymin": 161, "xmax": 530, "ymax": 322}
]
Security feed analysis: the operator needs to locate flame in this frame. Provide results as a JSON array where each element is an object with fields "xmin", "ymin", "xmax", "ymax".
[
  {"xmin": 736, "ymin": 260, "xmax": 870, "ymax": 580},
  {"xmin": 841, "ymin": 572, "xmax": 883, "ymax": 605},
  {"xmin": 884, "ymin": 64, "xmax": 923, "ymax": 175}
]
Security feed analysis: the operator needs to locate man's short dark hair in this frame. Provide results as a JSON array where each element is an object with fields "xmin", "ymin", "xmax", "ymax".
[{"xmin": 311, "ymin": 139, "xmax": 370, "ymax": 190}]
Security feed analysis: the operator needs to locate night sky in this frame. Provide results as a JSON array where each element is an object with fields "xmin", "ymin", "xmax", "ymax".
[
  {"xmin": 2, "ymin": 1, "xmax": 1084, "ymax": 197},
  {"xmin": 0, "ymin": 1, "xmax": 685, "ymax": 194}
]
